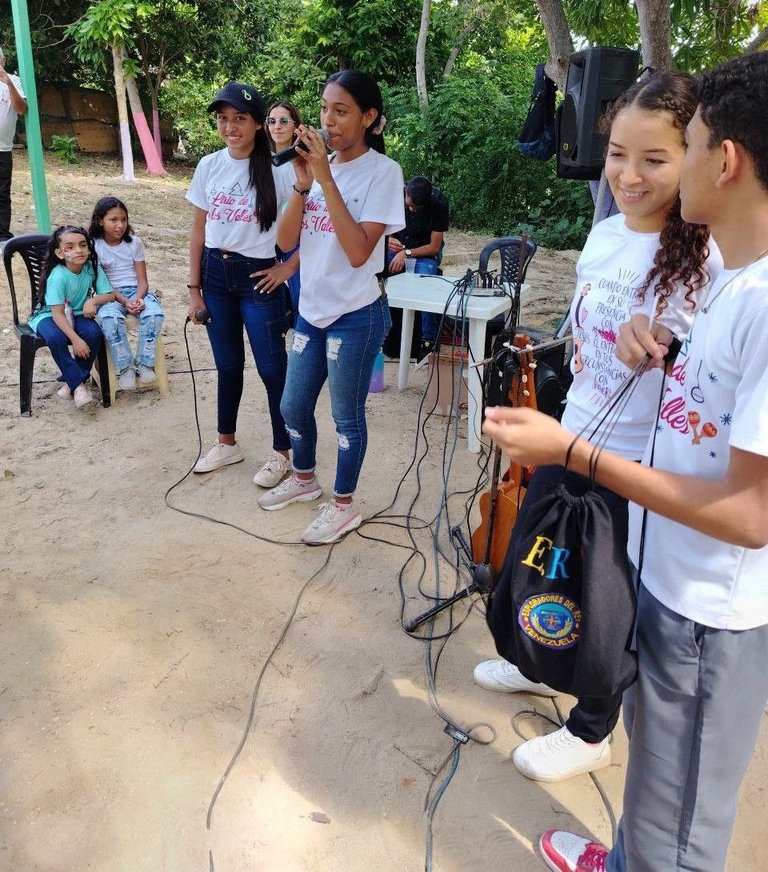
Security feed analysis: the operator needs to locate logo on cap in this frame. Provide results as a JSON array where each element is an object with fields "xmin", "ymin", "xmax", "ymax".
[{"xmin": 242, "ymin": 89, "xmax": 252, "ymax": 101}]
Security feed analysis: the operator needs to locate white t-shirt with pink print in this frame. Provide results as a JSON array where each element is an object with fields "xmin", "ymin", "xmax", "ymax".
[
  {"xmin": 561, "ymin": 214, "xmax": 721, "ymax": 460},
  {"xmin": 298, "ymin": 148, "xmax": 405, "ymax": 328},
  {"xmin": 186, "ymin": 148, "xmax": 293, "ymax": 258},
  {"xmin": 628, "ymin": 260, "xmax": 768, "ymax": 630}
]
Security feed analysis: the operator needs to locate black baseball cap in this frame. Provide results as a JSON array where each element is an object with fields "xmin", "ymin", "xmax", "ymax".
[{"xmin": 207, "ymin": 82, "xmax": 266, "ymax": 119}]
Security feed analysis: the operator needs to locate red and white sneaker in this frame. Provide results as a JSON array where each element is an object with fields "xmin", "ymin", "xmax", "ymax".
[{"xmin": 539, "ymin": 830, "xmax": 609, "ymax": 871}]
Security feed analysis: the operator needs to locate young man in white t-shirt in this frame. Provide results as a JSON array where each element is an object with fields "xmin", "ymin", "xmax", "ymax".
[
  {"xmin": 483, "ymin": 52, "xmax": 768, "ymax": 872},
  {"xmin": 0, "ymin": 47, "xmax": 27, "ymax": 241}
]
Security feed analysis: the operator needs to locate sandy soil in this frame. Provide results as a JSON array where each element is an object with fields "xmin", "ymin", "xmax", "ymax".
[{"xmin": 1, "ymin": 153, "xmax": 765, "ymax": 872}]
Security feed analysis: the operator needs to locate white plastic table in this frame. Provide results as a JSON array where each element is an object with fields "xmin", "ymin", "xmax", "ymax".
[{"xmin": 385, "ymin": 273, "xmax": 526, "ymax": 453}]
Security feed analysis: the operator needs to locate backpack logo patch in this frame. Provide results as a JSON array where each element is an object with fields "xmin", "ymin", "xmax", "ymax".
[{"xmin": 518, "ymin": 594, "xmax": 581, "ymax": 649}]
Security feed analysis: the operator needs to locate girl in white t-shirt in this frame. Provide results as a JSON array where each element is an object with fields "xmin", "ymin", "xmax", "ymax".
[
  {"xmin": 258, "ymin": 70, "xmax": 405, "ymax": 545},
  {"xmin": 186, "ymin": 82, "xmax": 296, "ymax": 487},
  {"xmin": 90, "ymin": 196, "xmax": 165, "ymax": 390},
  {"xmin": 474, "ymin": 71, "xmax": 721, "ymax": 784},
  {"xmin": 267, "ymin": 101, "xmax": 303, "ymax": 319}
]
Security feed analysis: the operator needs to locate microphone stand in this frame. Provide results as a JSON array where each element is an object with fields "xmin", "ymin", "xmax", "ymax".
[
  {"xmin": 404, "ymin": 238, "xmax": 530, "ymax": 634},
  {"xmin": 403, "ymin": 527, "xmax": 494, "ymax": 632}
]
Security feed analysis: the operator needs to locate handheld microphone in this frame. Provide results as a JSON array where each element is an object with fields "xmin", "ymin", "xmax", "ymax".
[
  {"xmin": 271, "ymin": 128, "xmax": 330, "ymax": 167},
  {"xmin": 185, "ymin": 308, "xmax": 211, "ymax": 325}
]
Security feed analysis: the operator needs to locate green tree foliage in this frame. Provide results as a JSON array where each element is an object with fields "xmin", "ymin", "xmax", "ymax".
[
  {"xmin": 386, "ymin": 37, "xmax": 591, "ymax": 247},
  {"xmin": 564, "ymin": 0, "xmax": 760, "ymax": 70},
  {"xmin": 8, "ymin": 0, "xmax": 766, "ymax": 246}
]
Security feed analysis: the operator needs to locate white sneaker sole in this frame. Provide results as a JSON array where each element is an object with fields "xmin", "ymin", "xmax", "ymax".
[
  {"xmin": 193, "ymin": 455, "xmax": 244, "ymax": 474},
  {"xmin": 259, "ymin": 487, "xmax": 322, "ymax": 511},
  {"xmin": 253, "ymin": 469, "xmax": 291, "ymax": 489},
  {"xmin": 513, "ymin": 744, "xmax": 611, "ymax": 783},
  {"xmin": 302, "ymin": 512, "xmax": 362, "ymax": 545},
  {"xmin": 474, "ymin": 675, "xmax": 560, "ymax": 696},
  {"xmin": 473, "ymin": 662, "xmax": 560, "ymax": 696}
]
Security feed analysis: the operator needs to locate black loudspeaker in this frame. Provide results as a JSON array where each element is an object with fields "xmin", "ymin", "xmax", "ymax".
[
  {"xmin": 557, "ymin": 46, "xmax": 640, "ymax": 180},
  {"xmin": 485, "ymin": 327, "xmax": 569, "ymax": 421}
]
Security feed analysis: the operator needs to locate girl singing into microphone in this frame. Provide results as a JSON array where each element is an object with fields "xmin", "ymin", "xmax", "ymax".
[{"xmin": 257, "ymin": 70, "xmax": 405, "ymax": 544}]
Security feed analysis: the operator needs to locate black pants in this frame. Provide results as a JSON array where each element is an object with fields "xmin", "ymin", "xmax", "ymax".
[
  {"xmin": 520, "ymin": 463, "xmax": 626, "ymax": 743},
  {"xmin": 0, "ymin": 151, "xmax": 12, "ymax": 237}
]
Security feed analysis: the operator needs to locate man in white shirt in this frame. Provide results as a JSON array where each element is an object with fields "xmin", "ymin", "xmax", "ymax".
[{"xmin": 0, "ymin": 47, "xmax": 27, "ymax": 241}]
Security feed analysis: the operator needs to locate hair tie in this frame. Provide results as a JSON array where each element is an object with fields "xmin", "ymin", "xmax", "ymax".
[{"xmin": 371, "ymin": 114, "xmax": 387, "ymax": 136}]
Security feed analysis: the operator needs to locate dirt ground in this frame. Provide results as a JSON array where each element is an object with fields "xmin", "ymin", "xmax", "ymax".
[{"xmin": 1, "ymin": 153, "xmax": 765, "ymax": 872}]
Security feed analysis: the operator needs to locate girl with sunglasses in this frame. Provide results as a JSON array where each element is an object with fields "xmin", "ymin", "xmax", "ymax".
[
  {"xmin": 265, "ymin": 101, "xmax": 301, "ymax": 152},
  {"xmin": 267, "ymin": 101, "xmax": 303, "ymax": 318}
]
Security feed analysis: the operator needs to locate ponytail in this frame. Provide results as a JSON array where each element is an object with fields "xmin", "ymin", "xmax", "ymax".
[{"xmin": 249, "ymin": 127, "xmax": 277, "ymax": 232}]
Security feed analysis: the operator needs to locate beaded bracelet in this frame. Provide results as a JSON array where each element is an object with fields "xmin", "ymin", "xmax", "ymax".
[{"xmin": 292, "ymin": 184, "xmax": 311, "ymax": 196}]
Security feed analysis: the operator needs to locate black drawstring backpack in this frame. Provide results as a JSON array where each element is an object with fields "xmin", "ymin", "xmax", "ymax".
[
  {"xmin": 486, "ymin": 359, "xmax": 652, "ymax": 697},
  {"xmin": 518, "ymin": 64, "xmax": 557, "ymax": 161}
]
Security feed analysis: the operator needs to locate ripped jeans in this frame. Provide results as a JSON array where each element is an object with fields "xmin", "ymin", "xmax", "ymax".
[
  {"xmin": 280, "ymin": 297, "xmax": 391, "ymax": 497},
  {"xmin": 96, "ymin": 285, "xmax": 165, "ymax": 371}
]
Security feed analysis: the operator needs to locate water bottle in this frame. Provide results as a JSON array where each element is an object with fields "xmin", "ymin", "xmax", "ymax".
[{"xmin": 369, "ymin": 348, "xmax": 385, "ymax": 393}]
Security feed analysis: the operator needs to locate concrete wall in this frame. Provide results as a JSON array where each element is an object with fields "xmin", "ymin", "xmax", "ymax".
[{"xmin": 28, "ymin": 84, "xmax": 175, "ymax": 158}]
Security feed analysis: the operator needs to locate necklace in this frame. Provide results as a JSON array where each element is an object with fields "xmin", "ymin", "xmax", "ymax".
[{"xmin": 701, "ymin": 246, "xmax": 768, "ymax": 313}]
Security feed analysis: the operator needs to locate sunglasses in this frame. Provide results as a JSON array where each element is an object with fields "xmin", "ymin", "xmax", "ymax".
[{"xmin": 267, "ymin": 116, "xmax": 295, "ymax": 126}]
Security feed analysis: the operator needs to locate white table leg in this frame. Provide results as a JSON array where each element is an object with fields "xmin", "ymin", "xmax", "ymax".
[
  {"xmin": 466, "ymin": 317, "xmax": 486, "ymax": 454},
  {"xmin": 398, "ymin": 308, "xmax": 415, "ymax": 390}
]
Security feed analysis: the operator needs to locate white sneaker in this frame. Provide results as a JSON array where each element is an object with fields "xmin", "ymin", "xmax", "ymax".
[
  {"xmin": 513, "ymin": 726, "xmax": 611, "ymax": 783},
  {"xmin": 56, "ymin": 384, "xmax": 72, "ymax": 399},
  {"xmin": 301, "ymin": 501, "xmax": 362, "ymax": 545},
  {"xmin": 193, "ymin": 440, "xmax": 245, "ymax": 473},
  {"xmin": 253, "ymin": 451, "xmax": 291, "ymax": 488},
  {"xmin": 258, "ymin": 475, "xmax": 322, "ymax": 511},
  {"xmin": 137, "ymin": 365, "xmax": 156, "ymax": 383},
  {"xmin": 73, "ymin": 384, "xmax": 95, "ymax": 408},
  {"xmin": 473, "ymin": 659, "xmax": 559, "ymax": 696},
  {"xmin": 118, "ymin": 368, "xmax": 136, "ymax": 390}
]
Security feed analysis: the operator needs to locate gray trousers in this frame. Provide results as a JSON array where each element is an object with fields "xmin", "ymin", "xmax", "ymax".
[{"xmin": 607, "ymin": 585, "xmax": 768, "ymax": 872}]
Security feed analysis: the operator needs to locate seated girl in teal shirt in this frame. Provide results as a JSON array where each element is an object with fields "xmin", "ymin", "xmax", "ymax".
[{"xmin": 29, "ymin": 225, "xmax": 115, "ymax": 408}]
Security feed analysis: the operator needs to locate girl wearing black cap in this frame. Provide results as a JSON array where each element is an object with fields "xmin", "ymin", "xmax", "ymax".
[
  {"xmin": 186, "ymin": 81, "xmax": 298, "ymax": 489},
  {"xmin": 257, "ymin": 70, "xmax": 405, "ymax": 545}
]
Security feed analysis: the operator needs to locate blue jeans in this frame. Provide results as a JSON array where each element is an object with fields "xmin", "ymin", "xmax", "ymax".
[
  {"xmin": 96, "ymin": 285, "xmax": 165, "ymax": 371},
  {"xmin": 201, "ymin": 247, "xmax": 290, "ymax": 450},
  {"xmin": 280, "ymin": 297, "xmax": 391, "ymax": 496},
  {"xmin": 35, "ymin": 314, "xmax": 103, "ymax": 391},
  {"xmin": 386, "ymin": 252, "xmax": 440, "ymax": 343}
]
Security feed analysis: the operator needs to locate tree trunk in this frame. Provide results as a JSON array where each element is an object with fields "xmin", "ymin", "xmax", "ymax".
[
  {"xmin": 151, "ymin": 87, "xmax": 162, "ymax": 160},
  {"xmin": 443, "ymin": 16, "xmax": 480, "ymax": 79},
  {"xmin": 533, "ymin": 0, "xmax": 574, "ymax": 91},
  {"xmin": 635, "ymin": 0, "xmax": 673, "ymax": 70},
  {"xmin": 746, "ymin": 27, "xmax": 768, "ymax": 53},
  {"xmin": 125, "ymin": 73, "xmax": 167, "ymax": 175},
  {"xmin": 123, "ymin": 49, "xmax": 166, "ymax": 175},
  {"xmin": 416, "ymin": 0, "xmax": 431, "ymax": 113},
  {"xmin": 111, "ymin": 43, "xmax": 135, "ymax": 182},
  {"xmin": 143, "ymin": 59, "xmax": 164, "ymax": 160}
]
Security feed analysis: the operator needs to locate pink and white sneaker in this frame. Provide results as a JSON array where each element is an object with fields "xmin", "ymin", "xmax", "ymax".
[{"xmin": 539, "ymin": 829, "xmax": 609, "ymax": 871}]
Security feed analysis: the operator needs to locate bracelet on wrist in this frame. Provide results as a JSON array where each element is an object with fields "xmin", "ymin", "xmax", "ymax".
[
  {"xmin": 292, "ymin": 184, "xmax": 311, "ymax": 196},
  {"xmin": 187, "ymin": 283, "xmax": 201, "ymax": 290}
]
